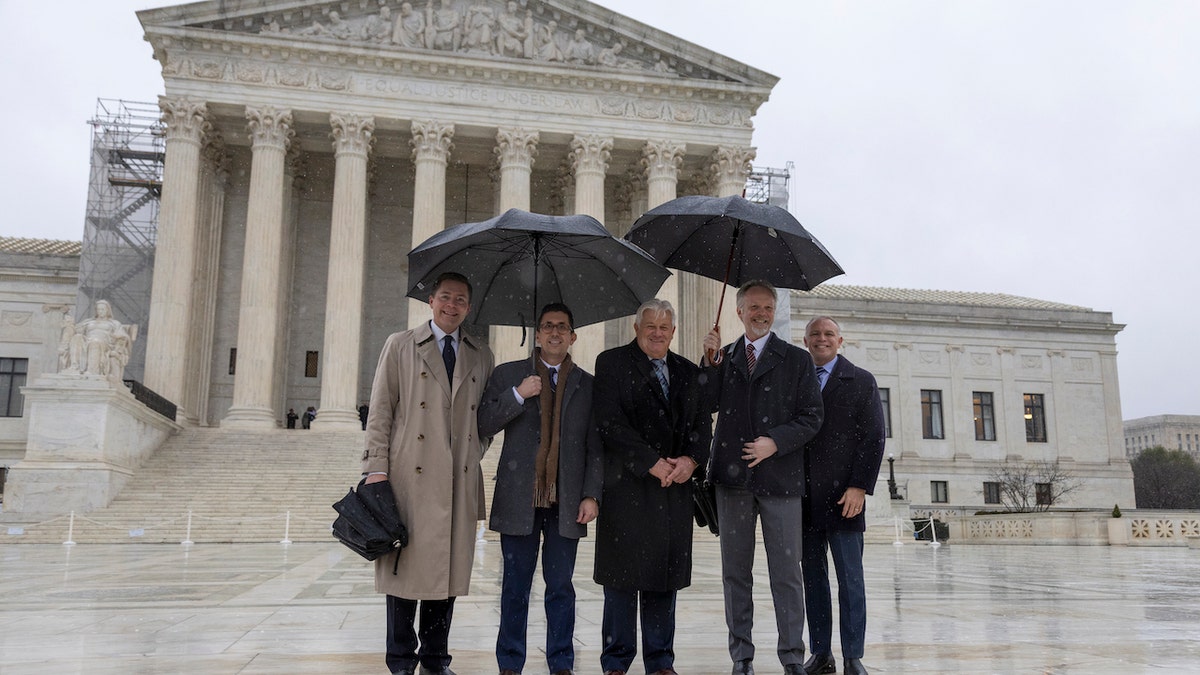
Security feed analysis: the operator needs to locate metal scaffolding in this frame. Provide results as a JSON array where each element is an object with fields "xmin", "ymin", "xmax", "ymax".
[
  {"xmin": 77, "ymin": 99, "xmax": 162, "ymax": 382},
  {"xmin": 745, "ymin": 161, "xmax": 792, "ymax": 208}
]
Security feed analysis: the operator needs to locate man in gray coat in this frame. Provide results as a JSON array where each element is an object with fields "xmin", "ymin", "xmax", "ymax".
[
  {"xmin": 363, "ymin": 272, "xmax": 494, "ymax": 675},
  {"xmin": 478, "ymin": 303, "xmax": 603, "ymax": 675}
]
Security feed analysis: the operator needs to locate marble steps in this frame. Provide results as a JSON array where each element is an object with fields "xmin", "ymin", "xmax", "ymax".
[{"xmin": 4, "ymin": 428, "xmax": 366, "ymax": 544}]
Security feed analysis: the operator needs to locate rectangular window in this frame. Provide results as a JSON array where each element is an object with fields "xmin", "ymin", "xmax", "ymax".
[
  {"xmin": 931, "ymin": 480, "xmax": 949, "ymax": 503},
  {"xmin": 0, "ymin": 358, "xmax": 28, "ymax": 417},
  {"xmin": 973, "ymin": 391, "xmax": 996, "ymax": 441},
  {"xmin": 983, "ymin": 481, "xmax": 1001, "ymax": 504},
  {"xmin": 921, "ymin": 389, "xmax": 944, "ymax": 439},
  {"xmin": 1035, "ymin": 482, "xmax": 1053, "ymax": 506},
  {"xmin": 1024, "ymin": 393, "xmax": 1047, "ymax": 442},
  {"xmin": 305, "ymin": 351, "xmax": 319, "ymax": 378},
  {"xmin": 879, "ymin": 388, "xmax": 892, "ymax": 438},
  {"xmin": 228, "ymin": 348, "xmax": 237, "ymax": 376}
]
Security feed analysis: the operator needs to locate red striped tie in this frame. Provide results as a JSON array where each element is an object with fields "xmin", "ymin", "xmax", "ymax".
[{"xmin": 746, "ymin": 343, "xmax": 756, "ymax": 375}]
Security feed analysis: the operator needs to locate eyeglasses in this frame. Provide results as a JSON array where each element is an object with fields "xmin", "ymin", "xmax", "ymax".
[{"xmin": 538, "ymin": 322, "xmax": 573, "ymax": 333}]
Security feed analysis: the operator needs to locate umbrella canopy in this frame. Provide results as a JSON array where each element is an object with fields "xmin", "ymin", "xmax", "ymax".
[
  {"xmin": 332, "ymin": 479, "xmax": 408, "ymax": 570},
  {"xmin": 624, "ymin": 194, "xmax": 844, "ymax": 292},
  {"xmin": 407, "ymin": 209, "xmax": 670, "ymax": 328}
]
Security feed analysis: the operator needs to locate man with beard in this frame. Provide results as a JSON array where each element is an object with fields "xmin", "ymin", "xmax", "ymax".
[{"xmin": 701, "ymin": 281, "xmax": 824, "ymax": 675}]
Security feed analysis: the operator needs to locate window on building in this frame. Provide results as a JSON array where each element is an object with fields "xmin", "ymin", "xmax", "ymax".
[
  {"xmin": 228, "ymin": 348, "xmax": 237, "ymax": 376},
  {"xmin": 1024, "ymin": 393, "xmax": 1047, "ymax": 443},
  {"xmin": 921, "ymin": 389, "xmax": 944, "ymax": 439},
  {"xmin": 879, "ymin": 388, "xmax": 892, "ymax": 438},
  {"xmin": 1035, "ymin": 482, "xmax": 1053, "ymax": 506},
  {"xmin": 0, "ymin": 358, "xmax": 28, "ymax": 417},
  {"xmin": 973, "ymin": 391, "xmax": 996, "ymax": 441},
  {"xmin": 983, "ymin": 481, "xmax": 1001, "ymax": 504},
  {"xmin": 931, "ymin": 480, "xmax": 949, "ymax": 503},
  {"xmin": 305, "ymin": 351, "xmax": 319, "ymax": 378}
]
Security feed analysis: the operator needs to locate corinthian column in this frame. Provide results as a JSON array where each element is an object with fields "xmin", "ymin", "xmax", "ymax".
[
  {"xmin": 408, "ymin": 120, "xmax": 454, "ymax": 328},
  {"xmin": 568, "ymin": 134, "xmax": 612, "ymax": 371},
  {"xmin": 145, "ymin": 96, "xmax": 209, "ymax": 420},
  {"xmin": 493, "ymin": 127, "xmax": 539, "ymax": 364},
  {"xmin": 643, "ymin": 140, "xmax": 689, "ymax": 355},
  {"xmin": 710, "ymin": 146, "xmax": 757, "ymax": 347},
  {"xmin": 223, "ymin": 106, "xmax": 293, "ymax": 428},
  {"xmin": 314, "ymin": 113, "xmax": 375, "ymax": 430}
]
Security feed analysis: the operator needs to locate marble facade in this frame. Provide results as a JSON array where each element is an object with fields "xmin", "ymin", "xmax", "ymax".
[{"xmin": 137, "ymin": 0, "xmax": 774, "ymax": 429}]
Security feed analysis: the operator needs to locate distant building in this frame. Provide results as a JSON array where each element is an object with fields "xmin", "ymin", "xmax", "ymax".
[
  {"xmin": 1123, "ymin": 415, "xmax": 1200, "ymax": 459},
  {"xmin": 791, "ymin": 285, "xmax": 1136, "ymax": 512}
]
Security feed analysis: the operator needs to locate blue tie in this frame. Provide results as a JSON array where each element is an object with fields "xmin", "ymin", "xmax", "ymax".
[
  {"xmin": 652, "ymin": 359, "xmax": 669, "ymax": 398},
  {"xmin": 817, "ymin": 365, "xmax": 829, "ymax": 390},
  {"xmin": 442, "ymin": 335, "xmax": 456, "ymax": 382}
]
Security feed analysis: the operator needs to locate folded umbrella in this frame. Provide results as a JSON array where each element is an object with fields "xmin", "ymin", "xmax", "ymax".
[{"xmin": 332, "ymin": 479, "xmax": 408, "ymax": 573}]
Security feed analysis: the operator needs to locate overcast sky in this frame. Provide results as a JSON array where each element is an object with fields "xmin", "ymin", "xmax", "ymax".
[{"xmin": 1, "ymin": 1, "xmax": 1197, "ymax": 420}]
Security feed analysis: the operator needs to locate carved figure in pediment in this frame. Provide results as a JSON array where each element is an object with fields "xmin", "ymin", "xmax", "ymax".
[
  {"xmin": 260, "ymin": 20, "xmax": 286, "ymax": 35},
  {"xmin": 462, "ymin": 4, "xmax": 496, "ymax": 54},
  {"xmin": 295, "ymin": 11, "xmax": 352, "ymax": 40},
  {"xmin": 598, "ymin": 40, "xmax": 639, "ymax": 69},
  {"xmin": 653, "ymin": 58, "xmax": 677, "ymax": 75},
  {"xmin": 363, "ymin": 6, "xmax": 393, "ymax": 44},
  {"xmin": 533, "ymin": 20, "xmax": 564, "ymax": 62},
  {"xmin": 393, "ymin": 3, "xmax": 426, "ymax": 48},
  {"xmin": 564, "ymin": 28, "xmax": 595, "ymax": 65},
  {"xmin": 425, "ymin": 0, "xmax": 463, "ymax": 51},
  {"xmin": 495, "ymin": 2, "xmax": 528, "ymax": 58}
]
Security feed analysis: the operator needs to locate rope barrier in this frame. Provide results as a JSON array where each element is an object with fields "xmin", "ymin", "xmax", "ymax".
[{"xmin": 3, "ymin": 509, "xmax": 333, "ymax": 544}]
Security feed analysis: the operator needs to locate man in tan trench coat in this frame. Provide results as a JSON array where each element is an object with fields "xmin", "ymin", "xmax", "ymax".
[{"xmin": 362, "ymin": 272, "xmax": 495, "ymax": 675}]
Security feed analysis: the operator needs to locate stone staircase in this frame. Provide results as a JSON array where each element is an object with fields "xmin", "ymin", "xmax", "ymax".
[{"xmin": 1, "ymin": 428, "xmax": 366, "ymax": 544}]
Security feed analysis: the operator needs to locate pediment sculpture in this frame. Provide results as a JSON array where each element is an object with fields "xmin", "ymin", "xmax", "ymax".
[{"xmin": 249, "ymin": 0, "xmax": 694, "ymax": 78}]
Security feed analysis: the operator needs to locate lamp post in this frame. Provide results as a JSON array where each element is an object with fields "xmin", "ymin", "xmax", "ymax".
[{"xmin": 888, "ymin": 452, "xmax": 902, "ymax": 500}]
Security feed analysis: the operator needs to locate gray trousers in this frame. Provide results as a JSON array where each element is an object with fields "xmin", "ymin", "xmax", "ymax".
[{"xmin": 716, "ymin": 485, "xmax": 807, "ymax": 667}]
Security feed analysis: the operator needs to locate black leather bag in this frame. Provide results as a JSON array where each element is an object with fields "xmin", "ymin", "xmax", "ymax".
[
  {"xmin": 692, "ymin": 476, "xmax": 719, "ymax": 536},
  {"xmin": 332, "ymin": 479, "xmax": 409, "ymax": 573}
]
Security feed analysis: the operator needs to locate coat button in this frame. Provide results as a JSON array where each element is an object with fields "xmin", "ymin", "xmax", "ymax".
[
  {"xmin": 417, "ymin": 434, "xmax": 424, "ymax": 440},
  {"xmin": 463, "ymin": 466, "xmax": 468, "ymax": 473},
  {"xmin": 421, "ymin": 371, "xmax": 428, "ymax": 378},
  {"xmin": 420, "ymin": 401, "xmax": 426, "ymax": 408},
  {"xmin": 470, "ymin": 405, "xmax": 476, "ymax": 411},
  {"xmin": 415, "ymin": 466, "xmax": 422, "ymax": 473}
]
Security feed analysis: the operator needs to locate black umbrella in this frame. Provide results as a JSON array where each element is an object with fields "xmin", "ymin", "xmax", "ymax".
[
  {"xmin": 407, "ymin": 208, "xmax": 670, "ymax": 331},
  {"xmin": 331, "ymin": 479, "xmax": 408, "ymax": 573},
  {"xmin": 625, "ymin": 194, "xmax": 844, "ymax": 359}
]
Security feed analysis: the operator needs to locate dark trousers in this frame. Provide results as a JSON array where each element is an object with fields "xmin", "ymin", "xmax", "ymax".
[
  {"xmin": 600, "ymin": 586, "xmax": 677, "ymax": 673},
  {"xmin": 801, "ymin": 528, "xmax": 867, "ymax": 659},
  {"xmin": 386, "ymin": 595, "xmax": 455, "ymax": 673},
  {"xmin": 497, "ymin": 505, "xmax": 580, "ymax": 673}
]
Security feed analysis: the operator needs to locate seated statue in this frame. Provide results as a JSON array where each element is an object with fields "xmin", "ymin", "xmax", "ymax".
[{"xmin": 60, "ymin": 300, "xmax": 139, "ymax": 386}]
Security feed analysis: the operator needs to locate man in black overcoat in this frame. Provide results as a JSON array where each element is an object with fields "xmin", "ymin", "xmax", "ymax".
[
  {"xmin": 701, "ymin": 281, "xmax": 824, "ymax": 675},
  {"xmin": 799, "ymin": 316, "xmax": 885, "ymax": 675},
  {"xmin": 592, "ymin": 298, "xmax": 712, "ymax": 675}
]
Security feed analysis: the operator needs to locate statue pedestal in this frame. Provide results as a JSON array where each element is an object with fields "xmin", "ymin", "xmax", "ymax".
[{"xmin": 4, "ymin": 375, "xmax": 180, "ymax": 516}]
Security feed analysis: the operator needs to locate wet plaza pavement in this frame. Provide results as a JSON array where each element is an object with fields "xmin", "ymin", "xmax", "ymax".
[{"xmin": 1, "ymin": 537, "xmax": 1198, "ymax": 674}]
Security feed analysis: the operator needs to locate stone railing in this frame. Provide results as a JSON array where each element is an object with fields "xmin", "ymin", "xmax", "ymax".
[{"xmin": 945, "ymin": 509, "xmax": 1200, "ymax": 547}]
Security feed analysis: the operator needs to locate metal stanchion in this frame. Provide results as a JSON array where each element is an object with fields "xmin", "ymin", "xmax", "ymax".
[
  {"xmin": 181, "ymin": 510, "xmax": 194, "ymax": 546},
  {"xmin": 893, "ymin": 516, "xmax": 904, "ymax": 547},
  {"xmin": 280, "ymin": 511, "xmax": 292, "ymax": 545},
  {"xmin": 63, "ymin": 511, "xmax": 77, "ymax": 546}
]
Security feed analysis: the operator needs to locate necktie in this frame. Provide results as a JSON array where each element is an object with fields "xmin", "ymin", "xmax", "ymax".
[
  {"xmin": 550, "ymin": 367, "xmax": 558, "ymax": 392},
  {"xmin": 745, "ymin": 343, "xmax": 757, "ymax": 375},
  {"xmin": 651, "ymin": 358, "xmax": 669, "ymax": 398},
  {"xmin": 817, "ymin": 365, "xmax": 829, "ymax": 390},
  {"xmin": 442, "ymin": 335, "xmax": 456, "ymax": 382}
]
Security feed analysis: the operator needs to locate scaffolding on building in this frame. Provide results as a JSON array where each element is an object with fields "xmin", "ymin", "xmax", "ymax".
[
  {"xmin": 745, "ymin": 161, "xmax": 792, "ymax": 208},
  {"xmin": 77, "ymin": 99, "xmax": 163, "ymax": 381}
]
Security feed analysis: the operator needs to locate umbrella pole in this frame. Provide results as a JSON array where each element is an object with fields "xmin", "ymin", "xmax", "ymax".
[{"xmin": 706, "ymin": 226, "xmax": 741, "ymax": 365}]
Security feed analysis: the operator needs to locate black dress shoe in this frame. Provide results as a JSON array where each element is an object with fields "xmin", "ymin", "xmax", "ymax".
[
  {"xmin": 731, "ymin": 659, "xmax": 754, "ymax": 675},
  {"xmin": 419, "ymin": 667, "xmax": 456, "ymax": 675},
  {"xmin": 803, "ymin": 652, "xmax": 837, "ymax": 674},
  {"xmin": 783, "ymin": 665, "xmax": 805, "ymax": 675},
  {"xmin": 843, "ymin": 658, "xmax": 868, "ymax": 675}
]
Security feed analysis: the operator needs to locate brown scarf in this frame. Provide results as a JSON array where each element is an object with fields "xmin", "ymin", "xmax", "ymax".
[{"xmin": 534, "ymin": 351, "xmax": 573, "ymax": 508}]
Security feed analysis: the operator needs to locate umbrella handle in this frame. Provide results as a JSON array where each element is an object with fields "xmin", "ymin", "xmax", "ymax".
[{"xmin": 706, "ymin": 285, "xmax": 727, "ymax": 366}]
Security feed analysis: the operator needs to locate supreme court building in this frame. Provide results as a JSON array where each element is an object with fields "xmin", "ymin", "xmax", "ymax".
[{"xmin": 137, "ymin": 0, "xmax": 775, "ymax": 431}]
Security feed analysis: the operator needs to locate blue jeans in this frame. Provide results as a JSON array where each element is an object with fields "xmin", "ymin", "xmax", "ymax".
[
  {"xmin": 801, "ymin": 528, "xmax": 866, "ymax": 658},
  {"xmin": 600, "ymin": 586, "xmax": 677, "ymax": 673},
  {"xmin": 497, "ymin": 505, "xmax": 580, "ymax": 673}
]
